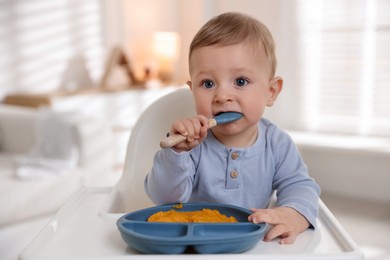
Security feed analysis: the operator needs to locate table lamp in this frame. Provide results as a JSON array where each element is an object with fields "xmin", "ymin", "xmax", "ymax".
[{"xmin": 152, "ymin": 32, "xmax": 180, "ymax": 83}]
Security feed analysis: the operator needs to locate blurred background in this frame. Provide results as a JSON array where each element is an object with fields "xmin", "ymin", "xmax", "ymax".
[{"xmin": 0, "ymin": 0, "xmax": 389, "ymax": 259}]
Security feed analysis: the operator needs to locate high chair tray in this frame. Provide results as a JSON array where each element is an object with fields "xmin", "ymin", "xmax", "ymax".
[
  {"xmin": 116, "ymin": 203, "xmax": 267, "ymax": 254},
  {"xmin": 20, "ymin": 187, "xmax": 364, "ymax": 260}
]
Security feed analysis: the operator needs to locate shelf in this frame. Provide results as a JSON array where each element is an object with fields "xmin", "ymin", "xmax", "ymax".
[{"xmin": 3, "ymin": 85, "xmax": 144, "ymax": 108}]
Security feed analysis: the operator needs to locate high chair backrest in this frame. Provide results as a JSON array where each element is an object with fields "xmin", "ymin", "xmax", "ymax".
[{"xmin": 111, "ymin": 88, "xmax": 195, "ymax": 213}]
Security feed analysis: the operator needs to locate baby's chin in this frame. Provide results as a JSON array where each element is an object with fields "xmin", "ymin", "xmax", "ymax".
[
  {"xmin": 213, "ymin": 122, "xmax": 243, "ymax": 135},
  {"xmin": 220, "ymin": 120, "xmax": 259, "ymax": 135}
]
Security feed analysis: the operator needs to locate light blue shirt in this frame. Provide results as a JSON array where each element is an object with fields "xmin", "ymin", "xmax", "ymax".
[{"xmin": 145, "ymin": 118, "xmax": 320, "ymax": 227}]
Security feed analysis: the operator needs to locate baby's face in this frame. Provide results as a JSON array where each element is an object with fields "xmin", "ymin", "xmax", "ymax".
[{"xmin": 188, "ymin": 42, "xmax": 279, "ymax": 141}]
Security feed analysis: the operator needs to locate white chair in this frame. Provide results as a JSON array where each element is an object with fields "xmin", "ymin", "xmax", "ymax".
[{"xmin": 106, "ymin": 87, "xmax": 195, "ymax": 213}]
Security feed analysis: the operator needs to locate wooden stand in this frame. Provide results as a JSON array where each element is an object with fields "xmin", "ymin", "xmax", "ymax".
[{"xmin": 100, "ymin": 46, "xmax": 143, "ymax": 88}]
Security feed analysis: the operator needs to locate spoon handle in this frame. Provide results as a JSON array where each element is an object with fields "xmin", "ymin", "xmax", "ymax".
[{"xmin": 159, "ymin": 118, "xmax": 217, "ymax": 148}]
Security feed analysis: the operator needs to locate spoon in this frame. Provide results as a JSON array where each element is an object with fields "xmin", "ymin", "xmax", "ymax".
[{"xmin": 159, "ymin": 112, "xmax": 243, "ymax": 148}]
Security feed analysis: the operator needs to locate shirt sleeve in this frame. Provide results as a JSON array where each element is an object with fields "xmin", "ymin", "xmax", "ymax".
[
  {"xmin": 270, "ymin": 128, "xmax": 321, "ymax": 228},
  {"xmin": 144, "ymin": 147, "xmax": 197, "ymax": 205}
]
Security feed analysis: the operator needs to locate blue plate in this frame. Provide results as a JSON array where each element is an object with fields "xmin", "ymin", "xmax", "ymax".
[{"xmin": 116, "ymin": 203, "xmax": 267, "ymax": 254}]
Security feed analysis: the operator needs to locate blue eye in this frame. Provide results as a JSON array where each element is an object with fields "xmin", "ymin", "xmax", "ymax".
[
  {"xmin": 235, "ymin": 78, "xmax": 248, "ymax": 87},
  {"xmin": 202, "ymin": 80, "xmax": 214, "ymax": 89}
]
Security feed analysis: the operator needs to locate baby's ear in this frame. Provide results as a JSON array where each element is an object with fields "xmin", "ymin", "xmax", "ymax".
[
  {"xmin": 266, "ymin": 76, "xmax": 283, "ymax": 106},
  {"xmin": 186, "ymin": 81, "xmax": 192, "ymax": 90}
]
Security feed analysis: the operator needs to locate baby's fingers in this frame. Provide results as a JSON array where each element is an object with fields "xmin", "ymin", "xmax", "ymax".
[
  {"xmin": 264, "ymin": 224, "xmax": 286, "ymax": 242},
  {"xmin": 171, "ymin": 120, "xmax": 189, "ymax": 137},
  {"xmin": 279, "ymin": 233, "xmax": 297, "ymax": 244},
  {"xmin": 264, "ymin": 225, "xmax": 297, "ymax": 244},
  {"xmin": 248, "ymin": 208, "xmax": 279, "ymax": 224}
]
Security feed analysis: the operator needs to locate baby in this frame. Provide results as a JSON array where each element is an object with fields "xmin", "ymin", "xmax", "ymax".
[{"xmin": 145, "ymin": 12, "xmax": 320, "ymax": 244}]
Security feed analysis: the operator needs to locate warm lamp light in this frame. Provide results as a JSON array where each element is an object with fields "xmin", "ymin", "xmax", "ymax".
[{"xmin": 152, "ymin": 32, "xmax": 180, "ymax": 82}]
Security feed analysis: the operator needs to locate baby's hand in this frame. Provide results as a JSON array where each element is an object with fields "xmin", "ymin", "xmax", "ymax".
[
  {"xmin": 170, "ymin": 115, "xmax": 209, "ymax": 152},
  {"xmin": 248, "ymin": 207, "xmax": 310, "ymax": 244}
]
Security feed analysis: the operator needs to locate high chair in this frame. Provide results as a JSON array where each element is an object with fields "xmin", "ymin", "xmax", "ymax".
[
  {"xmin": 105, "ymin": 87, "xmax": 196, "ymax": 214},
  {"xmin": 20, "ymin": 88, "xmax": 364, "ymax": 259}
]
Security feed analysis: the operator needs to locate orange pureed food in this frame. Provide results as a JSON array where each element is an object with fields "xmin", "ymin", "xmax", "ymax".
[{"xmin": 147, "ymin": 208, "xmax": 238, "ymax": 223}]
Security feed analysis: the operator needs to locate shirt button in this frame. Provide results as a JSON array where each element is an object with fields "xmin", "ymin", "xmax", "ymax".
[
  {"xmin": 230, "ymin": 170, "xmax": 238, "ymax": 178},
  {"xmin": 231, "ymin": 152, "xmax": 239, "ymax": 160}
]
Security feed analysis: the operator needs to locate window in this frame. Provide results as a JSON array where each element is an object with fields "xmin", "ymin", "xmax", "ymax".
[
  {"xmin": 0, "ymin": 0, "xmax": 105, "ymax": 96},
  {"xmin": 296, "ymin": 0, "xmax": 390, "ymax": 137}
]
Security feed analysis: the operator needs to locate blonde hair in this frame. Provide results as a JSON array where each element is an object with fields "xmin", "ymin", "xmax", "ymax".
[{"xmin": 189, "ymin": 12, "xmax": 277, "ymax": 78}]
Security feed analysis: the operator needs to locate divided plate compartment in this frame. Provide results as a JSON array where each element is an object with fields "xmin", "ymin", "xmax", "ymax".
[{"xmin": 116, "ymin": 203, "xmax": 267, "ymax": 254}]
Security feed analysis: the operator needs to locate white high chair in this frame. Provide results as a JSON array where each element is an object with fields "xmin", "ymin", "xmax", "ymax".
[
  {"xmin": 20, "ymin": 88, "xmax": 364, "ymax": 259},
  {"xmin": 105, "ymin": 87, "xmax": 196, "ymax": 213}
]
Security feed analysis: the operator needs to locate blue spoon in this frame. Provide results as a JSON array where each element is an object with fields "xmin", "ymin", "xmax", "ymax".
[{"xmin": 160, "ymin": 112, "xmax": 243, "ymax": 148}]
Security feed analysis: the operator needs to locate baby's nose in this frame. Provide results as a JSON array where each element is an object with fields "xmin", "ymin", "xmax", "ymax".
[{"xmin": 214, "ymin": 87, "xmax": 234, "ymax": 103}]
